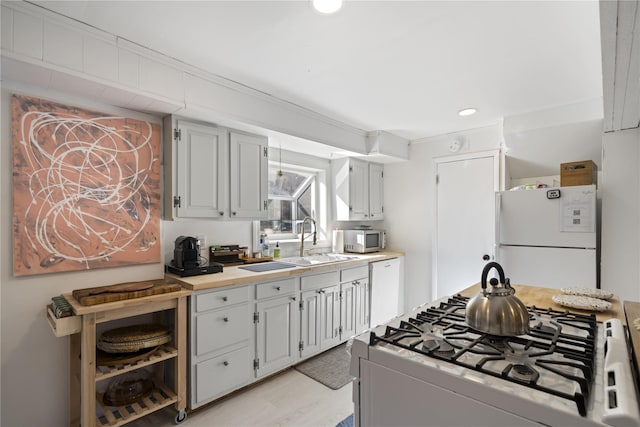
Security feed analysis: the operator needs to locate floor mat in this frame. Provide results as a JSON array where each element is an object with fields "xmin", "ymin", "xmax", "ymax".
[
  {"xmin": 336, "ymin": 414, "xmax": 354, "ymax": 427},
  {"xmin": 294, "ymin": 343, "xmax": 354, "ymax": 390}
]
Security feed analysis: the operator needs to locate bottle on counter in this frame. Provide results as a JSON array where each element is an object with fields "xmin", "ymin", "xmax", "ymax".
[
  {"xmin": 261, "ymin": 233, "xmax": 270, "ymax": 257},
  {"xmin": 273, "ymin": 242, "xmax": 280, "ymax": 259}
]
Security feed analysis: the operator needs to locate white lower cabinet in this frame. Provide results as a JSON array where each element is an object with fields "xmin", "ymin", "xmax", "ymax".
[
  {"xmin": 299, "ymin": 267, "xmax": 369, "ymax": 359},
  {"xmin": 341, "ymin": 265, "xmax": 370, "ymax": 336},
  {"xmin": 188, "ymin": 261, "xmax": 380, "ymax": 408},
  {"xmin": 254, "ymin": 277, "xmax": 299, "ymax": 378},
  {"xmin": 190, "ymin": 285, "xmax": 252, "ymax": 409}
]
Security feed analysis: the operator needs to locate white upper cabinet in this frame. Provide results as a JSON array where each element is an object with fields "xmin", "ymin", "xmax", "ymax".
[
  {"xmin": 229, "ymin": 131, "xmax": 268, "ymax": 219},
  {"xmin": 164, "ymin": 118, "xmax": 268, "ymax": 220},
  {"xmin": 173, "ymin": 119, "xmax": 228, "ymax": 218},
  {"xmin": 333, "ymin": 158, "xmax": 384, "ymax": 221},
  {"xmin": 368, "ymin": 162, "xmax": 385, "ymax": 220}
]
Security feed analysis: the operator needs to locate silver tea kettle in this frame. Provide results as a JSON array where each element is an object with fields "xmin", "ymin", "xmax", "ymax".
[{"xmin": 465, "ymin": 262, "xmax": 530, "ymax": 336}]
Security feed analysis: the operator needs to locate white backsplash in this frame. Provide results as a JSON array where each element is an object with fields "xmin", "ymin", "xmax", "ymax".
[{"xmin": 163, "ymin": 219, "xmax": 253, "ymax": 263}]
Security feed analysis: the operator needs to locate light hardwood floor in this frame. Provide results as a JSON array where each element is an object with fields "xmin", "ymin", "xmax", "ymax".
[{"xmin": 128, "ymin": 368, "xmax": 354, "ymax": 427}]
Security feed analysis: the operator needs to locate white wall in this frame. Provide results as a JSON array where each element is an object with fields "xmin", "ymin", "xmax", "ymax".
[
  {"xmin": 384, "ymin": 125, "xmax": 502, "ymax": 311},
  {"xmin": 600, "ymin": 127, "xmax": 640, "ymax": 302},
  {"xmin": 0, "ymin": 86, "xmax": 167, "ymax": 425}
]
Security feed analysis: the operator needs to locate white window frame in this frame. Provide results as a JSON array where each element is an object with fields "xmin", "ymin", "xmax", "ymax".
[{"xmin": 255, "ymin": 148, "xmax": 330, "ymax": 248}]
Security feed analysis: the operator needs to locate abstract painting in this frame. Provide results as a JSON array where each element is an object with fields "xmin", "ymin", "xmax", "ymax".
[{"xmin": 12, "ymin": 94, "xmax": 161, "ymax": 276}]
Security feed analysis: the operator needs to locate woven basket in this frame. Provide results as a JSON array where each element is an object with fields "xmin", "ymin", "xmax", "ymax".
[
  {"xmin": 103, "ymin": 371, "xmax": 153, "ymax": 407},
  {"xmin": 98, "ymin": 324, "xmax": 171, "ymax": 353}
]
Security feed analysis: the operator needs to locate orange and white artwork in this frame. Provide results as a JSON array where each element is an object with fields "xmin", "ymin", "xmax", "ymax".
[{"xmin": 11, "ymin": 95, "xmax": 161, "ymax": 276}]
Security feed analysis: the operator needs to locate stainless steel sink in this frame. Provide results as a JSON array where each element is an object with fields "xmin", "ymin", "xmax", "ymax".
[{"xmin": 277, "ymin": 254, "xmax": 355, "ymax": 266}]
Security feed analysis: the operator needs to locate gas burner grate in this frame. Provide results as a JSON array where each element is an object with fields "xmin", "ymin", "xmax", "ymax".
[{"xmin": 369, "ymin": 294, "xmax": 597, "ymax": 417}]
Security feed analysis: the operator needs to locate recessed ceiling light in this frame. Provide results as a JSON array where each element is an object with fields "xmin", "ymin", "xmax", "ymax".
[
  {"xmin": 458, "ymin": 108, "xmax": 477, "ymax": 117},
  {"xmin": 312, "ymin": 0, "xmax": 343, "ymax": 14}
]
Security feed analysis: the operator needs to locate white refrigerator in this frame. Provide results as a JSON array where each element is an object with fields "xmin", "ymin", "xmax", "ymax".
[{"xmin": 496, "ymin": 184, "xmax": 597, "ymax": 289}]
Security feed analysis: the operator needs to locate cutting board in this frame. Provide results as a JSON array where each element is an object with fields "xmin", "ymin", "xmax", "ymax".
[
  {"xmin": 459, "ymin": 283, "xmax": 624, "ymax": 323},
  {"xmin": 624, "ymin": 301, "xmax": 640, "ymax": 384},
  {"xmin": 72, "ymin": 279, "xmax": 182, "ymax": 306}
]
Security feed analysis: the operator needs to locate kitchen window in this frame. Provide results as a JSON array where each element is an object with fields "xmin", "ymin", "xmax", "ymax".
[{"xmin": 260, "ymin": 165, "xmax": 319, "ymax": 241}]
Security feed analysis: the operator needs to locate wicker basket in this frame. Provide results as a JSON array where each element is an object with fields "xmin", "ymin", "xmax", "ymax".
[
  {"xmin": 98, "ymin": 324, "xmax": 171, "ymax": 353},
  {"xmin": 103, "ymin": 370, "xmax": 153, "ymax": 407}
]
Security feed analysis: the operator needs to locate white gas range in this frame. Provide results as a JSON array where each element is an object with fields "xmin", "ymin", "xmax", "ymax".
[{"xmin": 349, "ymin": 294, "xmax": 640, "ymax": 427}]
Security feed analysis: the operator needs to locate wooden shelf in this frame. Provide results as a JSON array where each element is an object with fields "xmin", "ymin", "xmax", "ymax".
[
  {"xmin": 96, "ymin": 382, "xmax": 177, "ymax": 427},
  {"xmin": 95, "ymin": 345, "xmax": 177, "ymax": 382}
]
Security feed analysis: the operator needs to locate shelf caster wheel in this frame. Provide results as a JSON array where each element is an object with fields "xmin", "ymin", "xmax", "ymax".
[{"xmin": 175, "ymin": 409, "xmax": 187, "ymax": 424}]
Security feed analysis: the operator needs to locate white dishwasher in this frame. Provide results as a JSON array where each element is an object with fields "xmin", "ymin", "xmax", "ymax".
[{"xmin": 369, "ymin": 257, "xmax": 401, "ymax": 327}]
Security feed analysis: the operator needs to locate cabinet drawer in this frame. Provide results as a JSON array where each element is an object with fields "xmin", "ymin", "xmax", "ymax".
[
  {"xmin": 195, "ymin": 304, "xmax": 250, "ymax": 356},
  {"xmin": 341, "ymin": 265, "xmax": 368, "ymax": 283},
  {"xmin": 255, "ymin": 278, "xmax": 296, "ymax": 300},
  {"xmin": 196, "ymin": 286, "xmax": 249, "ymax": 312},
  {"xmin": 301, "ymin": 271, "xmax": 339, "ymax": 291},
  {"xmin": 195, "ymin": 346, "xmax": 251, "ymax": 405}
]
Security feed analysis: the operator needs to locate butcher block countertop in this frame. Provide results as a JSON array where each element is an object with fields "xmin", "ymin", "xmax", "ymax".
[
  {"xmin": 624, "ymin": 301, "xmax": 640, "ymax": 383},
  {"xmin": 168, "ymin": 251, "xmax": 404, "ymax": 292},
  {"xmin": 459, "ymin": 283, "xmax": 625, "ymax": 323}
]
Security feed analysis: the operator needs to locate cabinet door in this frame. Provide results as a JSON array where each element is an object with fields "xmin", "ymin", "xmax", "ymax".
[
  {"xmin": 349, "ymin": 158, "xmax": 369, "ymax": 220},
  {"xmin": 255, "ymin": 294, "xmax": 298, "ymax": 377},
  {"xmin": 340, "ymin": 281, "xmax": 356, "ymax": 340},
  {"xmin": 300, "ymin": 289, "xmax": 322, "ymax": 358},
  {"xmin": 368, "ymin": 162, "xmax": 384, "ymax": 220},
  {"xmin": 354, "ymin": 278, "xmax": 370, "ymax": 334},
  {"xmin": 175, "ymin": 120, "xmax": 228, "ymax": 218},
  {"xmin": 320, "ymin": 285, "xmax": 341, "ymax": 349},
  {"xmin": 229, "ymin": 131, "xmax": 268, "ymax": 219}
]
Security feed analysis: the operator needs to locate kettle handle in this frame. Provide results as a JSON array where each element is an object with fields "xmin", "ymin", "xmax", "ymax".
[{"xmin": 480, "ymin": 262, "xmax": 506, "ymax": 296}]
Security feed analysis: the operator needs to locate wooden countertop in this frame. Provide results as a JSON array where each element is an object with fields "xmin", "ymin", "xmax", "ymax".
[
  {"xmin": 168, "ymin": 251, "xmax": 405, "ymax": 291},
  {"xmin": 624, "ymin": 301, "xmax": 640, "ymax": 384},
  {"xmin": 459, "ymin": 282, "xmax": 625, "ymax": 323}
]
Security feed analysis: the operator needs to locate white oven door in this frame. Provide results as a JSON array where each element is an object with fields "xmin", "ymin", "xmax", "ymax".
[{"xmin": 359, "ymin": 360, "xmax": 540, "ymax": 427}]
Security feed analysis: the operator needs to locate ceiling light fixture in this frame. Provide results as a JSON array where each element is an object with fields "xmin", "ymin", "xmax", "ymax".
[
  {"xmin": 312, "ymin": 0, "xmax": 343, "ymax": 14},
  {"xmin": 458, "ymin": 108, "xmax": 477, "ymax": 117}
]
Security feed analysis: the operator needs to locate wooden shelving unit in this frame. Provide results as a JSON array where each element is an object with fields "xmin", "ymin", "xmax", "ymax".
[{"xmin": 47, "ymin": 285, "xmax": 191, "ymax": 427}]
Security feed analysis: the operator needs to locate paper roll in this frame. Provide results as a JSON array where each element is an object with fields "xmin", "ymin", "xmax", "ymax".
[{"xmin": 332, "ymin": 230, "xmax": 344, "ymax": 253}]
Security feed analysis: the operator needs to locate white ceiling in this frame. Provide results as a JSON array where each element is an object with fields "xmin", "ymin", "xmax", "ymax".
[{"xmin": 29, "ymin": 0, "xmax": 604, "ymax": 142}]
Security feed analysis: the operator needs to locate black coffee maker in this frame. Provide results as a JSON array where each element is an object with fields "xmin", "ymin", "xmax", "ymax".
[{"xmin": 173, "ymin": 236, "xmax": 200, "ymax": 269}]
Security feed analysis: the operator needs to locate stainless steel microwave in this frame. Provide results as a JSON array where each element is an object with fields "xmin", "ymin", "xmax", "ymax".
[{"xmin": 343, "ymin": 229, "xmax": 385, "ymax": 253}]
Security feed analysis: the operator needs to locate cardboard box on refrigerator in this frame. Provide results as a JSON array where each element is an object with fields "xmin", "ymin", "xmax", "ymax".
[{"xmin": 560, "ymin": 160, "xmax": 597, "ymax": 187}]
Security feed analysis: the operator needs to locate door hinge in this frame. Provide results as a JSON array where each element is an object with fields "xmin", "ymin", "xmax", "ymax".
[
  {"xmin": 299, "ymin": 301, "xmax": 304, "ymax": 310},
  {"xmin": 436, "ymin": 174, "xmax": 439, "ymax": 184},
  {"xmin": 349, "ymin": 205, "xmax": 353, "ymax": 211},
  {"xmin": 382, "ymin": 206, "xmax": 384, "ymax": 213},
  {"xmin": 339, "ymin": 326, "xmax": 343, "ymax": 334},
  {"xmin": 349, "ymin": 166, "xmax": 353, "ymax": 172},
  {"xmin": 174, "ymin": 128, "xmax": 181, "ymax": 141},
  {"xmin": 263, "ymin": 147, "xmax": 268, "ymax": 157},
  {"xmin": 173, "ymin": 196, "xmax": 181, "ymax": 208},
  {"xmin": 253, "ymin": 358, "xmax": 260, "ymax": 370},
  {"xmin": 263, "ymin": 200, "xmax": 268, "ymax": 210},
  {"xmin": 299, "ymin": 341, "xmax": 304, "ymax": 352},
  {"xmin": 381, "ymin": 171, "xmax": 384, "ymax": 179},
  {"xmin": 253, "ymin": 312, "xmax": 259, "ymax": 323}
]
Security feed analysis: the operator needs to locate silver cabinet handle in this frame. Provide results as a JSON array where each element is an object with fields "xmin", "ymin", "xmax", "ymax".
[
  {"xmin": 219, "ymin": 211, "xmax": 224, "ymax": 216},
  {"xmin": 223, "ymin": 317, "xmax": 229, "ymax": 322},
  {"xmin": 316, "ymin": 289, "xmax": 325, "ymax": 294},
  {"xmin": 232, "ymin": 211, "xmax": 237, "ymax": 216},
  {"xmin": 290, "ymin": 296, "xmax": 296, "ymax": 301},
  {"xmin": 222, "ymin": 296, "xmax": 228, "ymax": 302},
  {"xmin": 223, "ymin": 361, "xmax": 229, "ymax": 366},
  {"xmin": 275, "ymin": 286, "xmax": 281, "ymax": 291}
]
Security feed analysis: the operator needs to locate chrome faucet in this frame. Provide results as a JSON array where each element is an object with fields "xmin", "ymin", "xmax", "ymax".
[{"xmin": 299, "ymin": 216, "xmax": 317, "ymax": 256}]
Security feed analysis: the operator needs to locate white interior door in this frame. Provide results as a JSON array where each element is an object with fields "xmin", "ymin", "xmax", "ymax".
[{"xmin": 434, "ymin": 152, "xmax": 499, "ymax": 299}]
